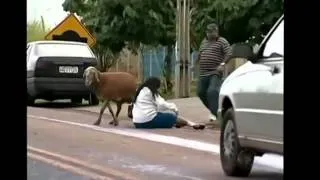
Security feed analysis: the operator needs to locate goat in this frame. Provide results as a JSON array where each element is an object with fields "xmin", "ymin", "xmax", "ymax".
[{"xmin": 83, "ymin": 66, "xmax": 137, "ymax": 126}]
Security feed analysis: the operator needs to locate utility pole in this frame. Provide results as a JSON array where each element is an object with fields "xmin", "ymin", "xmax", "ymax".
[
  {"xmin": 40, "ymin": 16, "xmax": 46, "ymax": 32},
  {"xmin": 175, "ymin": 0, "xmax": 191, "ymax": 98}
]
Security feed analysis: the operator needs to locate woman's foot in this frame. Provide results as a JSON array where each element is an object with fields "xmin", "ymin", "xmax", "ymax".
[
  {"xmin": 209, "ymin": 114, "xmax": 217, "ymax": 122},
  {"xmin": 192, "ymin": 124, "xmax": 206, "ymax": 130}
]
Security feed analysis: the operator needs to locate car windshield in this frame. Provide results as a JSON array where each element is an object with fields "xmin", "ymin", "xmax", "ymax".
[
  {"xmin": 34, "ymin": 43, "xmax": 94, "ymax": 58},
  {"xmin": 263, "ymin": 20, "xmax": 283, "ymax": 57}
]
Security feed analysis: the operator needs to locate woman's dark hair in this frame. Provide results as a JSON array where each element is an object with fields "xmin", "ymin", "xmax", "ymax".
[{"xmin": 133, "ymin": 77, "xmax": 161, "ymax": 103}]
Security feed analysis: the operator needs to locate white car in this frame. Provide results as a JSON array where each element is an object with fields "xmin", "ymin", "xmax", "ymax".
[
  {"xmin": 27, "ymin": 40, "xmax": 100, "ymax": 105},
  {"xmin": 218, "ymin": 15, "xmax": 283, "ymax": 177}
]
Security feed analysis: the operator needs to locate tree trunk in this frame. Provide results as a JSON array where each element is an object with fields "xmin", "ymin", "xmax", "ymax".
[{"xmin": 163, "ymin": 45, "xmax": 174, "ymax": 93}]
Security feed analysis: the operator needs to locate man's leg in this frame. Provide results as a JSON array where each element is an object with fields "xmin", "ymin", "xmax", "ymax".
[
  {"xmin": 197, "ymin": 76, "xmax": 211, "ymax": 109},
  {"xmin": 207, "ymin": 75, "xmax": 222, "ymax": 117}
]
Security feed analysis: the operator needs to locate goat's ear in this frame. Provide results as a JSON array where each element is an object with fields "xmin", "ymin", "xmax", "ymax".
[{"xmin": 94, "ymin": 71, "xmax": 100, "ymax": 83}]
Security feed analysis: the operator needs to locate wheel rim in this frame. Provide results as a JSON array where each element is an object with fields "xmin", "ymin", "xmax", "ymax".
[{"xmin": 223, "ymin": 120, "xmax": 236, "ymax": 159}]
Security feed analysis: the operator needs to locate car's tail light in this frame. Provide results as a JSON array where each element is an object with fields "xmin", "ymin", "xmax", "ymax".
[
  {"xmin": 34, "ymin": 58, "xmax": 51, "ymax": 77},
  {"xmin": 35, "ymin": 58, "xmax": 50, "ymax": 69}
]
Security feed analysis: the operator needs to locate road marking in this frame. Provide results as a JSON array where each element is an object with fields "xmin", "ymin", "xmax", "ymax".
[
  {"xmin": 235, "ymin": 108, "xmax": 283, "ymax": 115},
  {"xmin": 28, "ymin": 152, "xmax": 110, "ymax": 180},
  {"xmin": 28, "ymin": 115, "xmax": 283, "ymax": 171},
  {"xmin": 28, "ymin": 146, "xmax": 139, "ymax": 180}
]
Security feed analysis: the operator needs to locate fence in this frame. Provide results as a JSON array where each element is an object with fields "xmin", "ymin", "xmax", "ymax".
[
  {"xmin": 141, "ymin": 46, "xmax": 199, "ymax": 81},
  {"xmin": 107, "ymin": 46, "xmax": 199, "ymax": 83}
]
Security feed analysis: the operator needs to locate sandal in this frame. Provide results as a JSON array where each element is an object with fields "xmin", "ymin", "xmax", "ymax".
[{"xmin": 192, "ymin": 124, "xmax": 206, "ymax": 130}]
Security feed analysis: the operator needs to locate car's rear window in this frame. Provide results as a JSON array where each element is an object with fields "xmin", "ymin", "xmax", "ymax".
[{"xmin": 34, "ymin": 43, "xmax": 95, "ymax": 58}]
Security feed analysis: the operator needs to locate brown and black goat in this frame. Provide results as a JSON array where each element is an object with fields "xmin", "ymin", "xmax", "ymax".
[{"xmin": 83, "ymin": 66, "xmax": 137, "ymax": 126}]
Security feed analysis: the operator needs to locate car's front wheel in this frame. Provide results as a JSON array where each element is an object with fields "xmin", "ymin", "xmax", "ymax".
[
  {"xmin": 220, "ymin": 108, "xmax": 254, "ymax": 177},
  {"xmin": 27, "ymin": 93, "xmax": 35, "ymax": 106}
]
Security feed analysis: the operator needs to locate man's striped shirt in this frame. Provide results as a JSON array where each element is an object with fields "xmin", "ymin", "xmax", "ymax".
[{"xmin": 199, "ymin": 37, "xmax": 231, "ymax": 77}]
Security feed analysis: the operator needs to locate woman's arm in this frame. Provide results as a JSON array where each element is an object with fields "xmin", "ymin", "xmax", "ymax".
[{"xmin": 156, "ymin": 95, "xmax": 178, "ymax": 113}]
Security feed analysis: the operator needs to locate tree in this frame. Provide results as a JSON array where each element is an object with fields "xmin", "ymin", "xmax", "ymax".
[
  {"xmin": 62, "ymin": 0, "xmax": 283, "ymax": 90},
  {"xmin": 190, "ymin": 0, "xmax": 284, "ymax": 49},
  {"xmin": 62, "ymin": 0, "xmax": 176, "ymax": 89}
]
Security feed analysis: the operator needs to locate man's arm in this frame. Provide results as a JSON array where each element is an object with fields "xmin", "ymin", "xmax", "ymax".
[
  {"xmin": 221, "ymin": 39, "xmax": 232, "ymax": 64},
  {"xmin": 217, "ymin": 38, "xmax": 231, "ymax": 73}
]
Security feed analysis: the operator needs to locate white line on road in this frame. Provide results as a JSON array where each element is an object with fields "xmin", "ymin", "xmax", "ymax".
[{"xmin": 28, "ymin": 114, "xmax": 283, "ymax": 171}]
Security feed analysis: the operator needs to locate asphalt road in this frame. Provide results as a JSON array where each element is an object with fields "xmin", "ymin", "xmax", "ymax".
[
  {"xmin": 28, "ymin": 158, "xmax": 90, "ymax": 180},
  {"xmin": 27, "ymin": 102, "xmax": 283, "ymax": 180}
]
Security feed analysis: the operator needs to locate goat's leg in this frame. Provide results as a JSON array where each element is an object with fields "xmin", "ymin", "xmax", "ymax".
[
  {"xmin": 111, "ymin": 102, "xmax": 122, "ymax": 126},
  {"xmin": 106, "ymin": 102, "xmax": 118, "ymax": 126},
  {"xmin": 93, "ymin": 100, "xmax": 108, "ymax": 126},
  {"xmin": 115, "ymin": 102, "xmax": 122, "ymax": 117}
]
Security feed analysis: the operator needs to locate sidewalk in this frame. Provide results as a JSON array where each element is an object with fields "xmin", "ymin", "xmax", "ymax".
[{"xmin": 73, "ymin": 97, "xmax": 219, "ymax": 128}]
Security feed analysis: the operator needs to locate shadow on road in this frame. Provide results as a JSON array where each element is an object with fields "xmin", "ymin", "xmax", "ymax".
[{"xmin": 248, "ymin": 171, "xmax": 283, "ymax": 180}]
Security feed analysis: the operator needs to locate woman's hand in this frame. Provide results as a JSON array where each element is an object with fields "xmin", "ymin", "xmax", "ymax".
[{"xmin": 172, "ymin": 106, "xmax": 179, "ymax": 115}]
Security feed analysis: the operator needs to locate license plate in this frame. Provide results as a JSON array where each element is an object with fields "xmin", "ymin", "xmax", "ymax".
[{"xmin": 59, "ymin": 66, "xmax": 78, "ymax": 74}]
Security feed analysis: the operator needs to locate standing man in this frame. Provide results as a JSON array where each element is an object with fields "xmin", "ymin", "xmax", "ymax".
[{"xmin": 197, "ymin": 23, "xmax": 231, "ymax": 121}]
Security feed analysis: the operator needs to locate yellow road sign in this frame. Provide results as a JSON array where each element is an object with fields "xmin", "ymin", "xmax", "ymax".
[{"xmin": 45, "ymin": 13, "xmax": 96, "ymax": 47}]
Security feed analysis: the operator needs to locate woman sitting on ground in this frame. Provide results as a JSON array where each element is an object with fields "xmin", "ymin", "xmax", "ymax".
[{"xmin": 132, "ymin": 77, "xmax": 205, "ymax": 129}]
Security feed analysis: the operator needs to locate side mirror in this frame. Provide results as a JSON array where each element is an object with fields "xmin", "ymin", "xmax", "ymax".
[{"xmin": 230, "ymin": 43, "xmax": 254, "ymax": 60}]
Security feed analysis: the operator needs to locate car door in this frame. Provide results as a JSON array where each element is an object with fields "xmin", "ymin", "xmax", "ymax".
[
  {"xmin": 234, "ymin": 17, "xmax": 283, "ymax": 153},
  {"xmin": 254, "ymin": 18, "xmax": 284, "ymax": 144}
]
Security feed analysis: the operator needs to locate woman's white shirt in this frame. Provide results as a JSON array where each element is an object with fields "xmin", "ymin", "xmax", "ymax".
[{"xmin": 132, "ymin": 87, "xmax": 178, "ymax": 123}]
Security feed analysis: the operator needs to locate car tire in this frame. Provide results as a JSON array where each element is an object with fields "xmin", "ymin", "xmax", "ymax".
[
  {"xmin": 27, "ymin": 94, "xmax": 35, "ymax": 106},
  {"xmin": 71, "ymin": 97, "xmax": 83, "ymax": 104},
  {"xmin": 220, "ymin": 108, "xmax": 254, "ymax": 177},
  {"xmin": 89, "ymin": 94, "xmax": 99, "ymax": 105}
]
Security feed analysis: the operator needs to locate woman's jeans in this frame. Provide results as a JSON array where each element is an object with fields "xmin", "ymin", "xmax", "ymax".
[
  {"xmin": 197, "ymin": 74, "xmax": 222, "ymax": 116},
  {"xmin": 134, "ymin": 112, "xmax": 177, "ymax": 129}
]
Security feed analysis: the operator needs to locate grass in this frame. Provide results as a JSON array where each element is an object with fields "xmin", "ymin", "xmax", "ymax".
[{"xmin": 27, "ymin": 19, "xmax": 50, "ymax": 43}]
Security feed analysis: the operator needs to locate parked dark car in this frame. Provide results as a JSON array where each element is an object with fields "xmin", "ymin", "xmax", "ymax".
[{"xmin": 27, "ymin": 40, "xmax": 99, "ymax": 105}]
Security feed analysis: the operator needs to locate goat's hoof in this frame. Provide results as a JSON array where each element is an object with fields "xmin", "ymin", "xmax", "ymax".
[
  {"xmin": 109, "ymin": 121, "xmax": 118, "ymax": 126},
  {"xmin": 93, "ymin": 121, "xmax": 100, "ymax": 126}
]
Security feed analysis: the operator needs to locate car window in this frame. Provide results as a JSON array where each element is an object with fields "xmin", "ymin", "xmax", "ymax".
[
  {"xmin": 34, "ymin": 43, "xmax": 95, "ymax": 58},
  {"xmin": 262, "ymin": 20, "xmax": 284, "ymax": 58}
]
